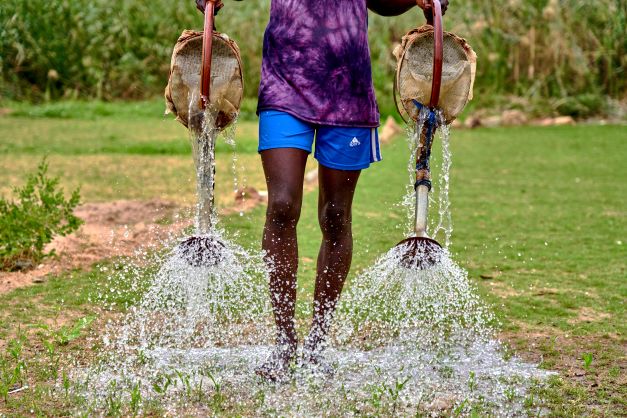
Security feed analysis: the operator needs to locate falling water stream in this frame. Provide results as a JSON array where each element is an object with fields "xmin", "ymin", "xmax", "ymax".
[
  {"xmin": 191, "ymin": 110, "xmax": 217, "ymax": 233},
  {"xmin": 71, "ymin": 108, "xmax": 554, "ymax": 416}
]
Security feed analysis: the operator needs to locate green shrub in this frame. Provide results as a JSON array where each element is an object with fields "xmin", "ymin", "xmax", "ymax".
[
  {"xmin": 0, "ymin": 159, "xmax": 83, "ymax": 271},
  {"xmin": 555, "ymin": 94, "xmax": 608, "ymax": 118}
]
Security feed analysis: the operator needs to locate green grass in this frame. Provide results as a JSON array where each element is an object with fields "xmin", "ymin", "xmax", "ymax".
[
  {"xmin": 0, "ymin": 99, "xmax": 259, "ymax": 155},
  {"xmin": 0, "ymin": 99, "xmax": 268, "ymax": 204},
  {"xmin": 0, "ymin": 102, "xmax": 625, "ymax": 415}
]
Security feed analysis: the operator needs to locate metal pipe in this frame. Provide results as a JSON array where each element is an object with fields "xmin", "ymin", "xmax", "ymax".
[{"xmin": 414, "ymin": 185, "xmax": 430, "ymax": 237}]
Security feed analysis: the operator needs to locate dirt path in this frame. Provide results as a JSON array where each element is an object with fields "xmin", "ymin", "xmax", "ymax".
[{"xmin": 0, "ymin": 190, "xmax": 267, "ymax": 295}]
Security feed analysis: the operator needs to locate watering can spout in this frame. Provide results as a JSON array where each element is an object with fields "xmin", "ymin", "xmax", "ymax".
[
  {"xmin": 169, "ymin": 0, "xmax": 235, "ymax": 268},
  {"xmin": 392, "ymin": 1, "xmax": 476, "ymax": 270},
  {"xmin": 414, "ymin": 182, "xmax": 430, "ymax": 238},
  {"xmin": 393, "ymin": 0, "xmax": 445, "ymax": 270}
]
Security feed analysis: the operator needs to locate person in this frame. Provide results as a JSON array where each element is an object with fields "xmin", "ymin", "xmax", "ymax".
[{"xmin": 196, "ymin": 0, "xmax": 449, "ymax": 381}]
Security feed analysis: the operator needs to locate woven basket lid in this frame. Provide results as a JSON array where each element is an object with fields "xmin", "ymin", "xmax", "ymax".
[
  {"xmin": 165, "ymin": 30, "xmax": 243, "ymax": 131},
  {"xmin": 394, "ymin": 26, "xmax": 476, "ymax": 123}
]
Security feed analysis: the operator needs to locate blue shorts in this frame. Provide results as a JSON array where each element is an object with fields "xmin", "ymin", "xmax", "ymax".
[{"xmin": 258, "ymin": 110, "xmax": 382, "ymax": 170}]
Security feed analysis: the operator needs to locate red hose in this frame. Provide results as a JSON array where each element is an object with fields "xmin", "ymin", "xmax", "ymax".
[
  {"xmin": 428, "ymin": 0, "xmax": 443, "ymax": 108},
  {"xmin": 200, "ymin": 0, "xmax": 217, "ymax": 109}
]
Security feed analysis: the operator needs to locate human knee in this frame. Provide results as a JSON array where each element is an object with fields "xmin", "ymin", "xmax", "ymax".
[
  {"xmin": 267, "ymin": 195, "xmax": 301, "ymax": 227},
  {"xmin": 319, "ymin": 203, "xmax": 351, "ymax": 237}
]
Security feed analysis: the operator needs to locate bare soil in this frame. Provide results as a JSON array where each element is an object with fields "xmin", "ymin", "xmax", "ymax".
[
  {"xmin": 0, "ymin": 191, "xmax": 267, "ymax": 295},
  {"xmin": 0, "ymin": 200, "xmax": 188, "ymax": 294},
  {"xmin": 500, "ymin": 326, "xmax": 626, "ymax": 414},
  {"xmin": 568, "ymin": 307, "xmax": 612, "ymax": 324}
]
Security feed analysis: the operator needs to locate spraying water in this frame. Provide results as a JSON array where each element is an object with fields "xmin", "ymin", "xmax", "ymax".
[
  {"xmin": 70, "ymin": 117, "xmax": 554, "ymax": 415},
  {"xmin": 74, "ymin": 104, "xmax": 274, "ymax": 411},
  {"xmin": 189, "ymin": 101, "xmax": 219, "ymax": 234}
]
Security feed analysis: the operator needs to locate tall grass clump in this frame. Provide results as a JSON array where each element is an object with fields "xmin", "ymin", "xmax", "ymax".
[
  {"xmin": 0, "ymin": 0, "xmax": 198, "ymax": 100},
  {"xmin": 1, "ymin": 0, "xmax": 624, "ymax": 116}
]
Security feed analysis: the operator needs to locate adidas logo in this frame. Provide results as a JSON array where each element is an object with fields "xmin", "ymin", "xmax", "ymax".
[{"xmin": 349, "ymin": 137, "xmax": 361, "ymax": 147}]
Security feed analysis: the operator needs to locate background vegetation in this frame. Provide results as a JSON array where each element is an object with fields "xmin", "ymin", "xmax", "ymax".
[{"xmin": 1, "ymin": 0, "xmax": 625, "ymax": 117}]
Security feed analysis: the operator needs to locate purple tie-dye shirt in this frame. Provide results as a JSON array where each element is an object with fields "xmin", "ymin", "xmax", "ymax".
[{"xmin": 257, "ymin": 0, "xmax": 380, "ymax": 127}]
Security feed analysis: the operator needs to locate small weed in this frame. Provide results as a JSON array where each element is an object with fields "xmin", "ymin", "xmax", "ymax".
[
  {"xmin": 105, "ymin": 381, "xmax": 123, "ymax": 417},
  {"xmin": 129, "ymin": 382, "xmax": 142, "ymax": 416},
  {"xmin": 35, "ymin": 316, "xmax": 95, "ymax": 346},
  {"xmin": 387, "ymin": 375, "xmax": 410, "ymax": 414},
  {"xmin": 254, "ymin": 388, "xmax": 265, "ymax": 409},
  {"xmin": 0, "ymin": 334, "xmax": 28, "ymax": 402},
  {"xmin": 369, "ymin": 383, "xmax": 384, "ymax": 409},
  {"xmin": 62, "ymin": 370, "xmax": 71, "ymax": 398},
  {"xmin": 468, "ymin": 371, "xmax": 478, "ymax": 392},
  {"xmin": 203, "ymin": 368, "xmax": 225, "ymax": 412},
  {"xmin": 175, "ymin": 370, "xmax": 192, "ymax": 397},
  {"xmin": 136, "ymin": 349, "xmax": 147, "ymax": 366},
  {"xmin": 366, "ymin": 373, "xmax": 410, "ymax": 414},
  {"xmin": 41, "ymin": 338, "xmax": 59, "ymax": 379},
  {"xmin": 192, "ymin": 378, "xmax": 205, "ymax": 403},
  {"xmin": 523, "ymin": 392, "xmax": 535, "ymax": 409},
  {"xmin": 504, "ymin": 386, "xmax": 516, "ymax": 402},
  {"xmin": 582, "ymin": 353, "xmax": 593, "ymax": 371},
  {"xmin": 152, "ymin": 373, "xmax": 173, "ymax": 395},
  {"xmin": 439, "ymin": 365, "xmax": 454, "ymax": 379},
  {"xmin": 453, "ymin": 398, "xmax": 469, "ymax": 416},
  {"xmin": 501, "ymin": 345, "xmax": 515, "ymax": 361}
]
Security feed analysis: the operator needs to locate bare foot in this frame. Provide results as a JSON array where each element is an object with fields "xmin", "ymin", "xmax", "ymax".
[
  {"xmin": 255, "ymin": 343, "xmax": 296, "ymax": 382},
  {"xmin": 299, "ymin": 336, "xmax": 334, "ymax": 376}
]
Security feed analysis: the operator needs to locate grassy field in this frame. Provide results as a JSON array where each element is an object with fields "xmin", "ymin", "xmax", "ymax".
[
  {"xmin": 0, "ymin": 101, "xmax": 625, "ymax": 415},
  {"xmin": 0, "ymin": 100, "xmax": 275, "ymax": 206}
]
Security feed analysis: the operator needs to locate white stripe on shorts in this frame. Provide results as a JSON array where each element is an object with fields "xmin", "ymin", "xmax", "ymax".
[{"xmin": 371, "ymin": 128, "xmax": 381, "ymax": 162}]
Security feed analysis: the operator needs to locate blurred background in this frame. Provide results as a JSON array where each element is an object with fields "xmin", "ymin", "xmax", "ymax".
[{"xmin": 1, "ymin": 0, "xmax": 625, "ymax": 119}]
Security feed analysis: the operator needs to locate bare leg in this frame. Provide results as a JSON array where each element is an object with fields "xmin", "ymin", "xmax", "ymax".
[
  {"xmin": 304, "ymin": 165, "xmax": 361, "ymax": 360},
  {"xmin": 256, "ymin": 148, "xmax": 308, "ymax": 380}
]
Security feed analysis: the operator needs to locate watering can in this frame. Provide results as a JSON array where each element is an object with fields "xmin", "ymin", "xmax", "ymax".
[
  {"xmin": 393, "ymin": 0, "xmax": 476, "ymax": 269},
  {"xmin": 164, "ymin": 0, "xmax": 244, "ymax": 266},
  {"xmin": 165, "ymin": 2, "xmax": 243, "ymax": 132}
]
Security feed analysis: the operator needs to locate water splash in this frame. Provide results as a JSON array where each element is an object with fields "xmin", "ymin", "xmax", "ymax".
[
  {"xmin": 77, "ymin": 243, "xmax": 551, "ymax": 416},
  {"xmin": 69, "ymin": 114, "xmax": 553, "ymax": 415},
  {"xmin": 328, "ymin": 246, "xmax": 553, "ymax": 416},
  {"xmin": 72, "ymin": 101, "xmax": 276, "ymax": 411}
]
